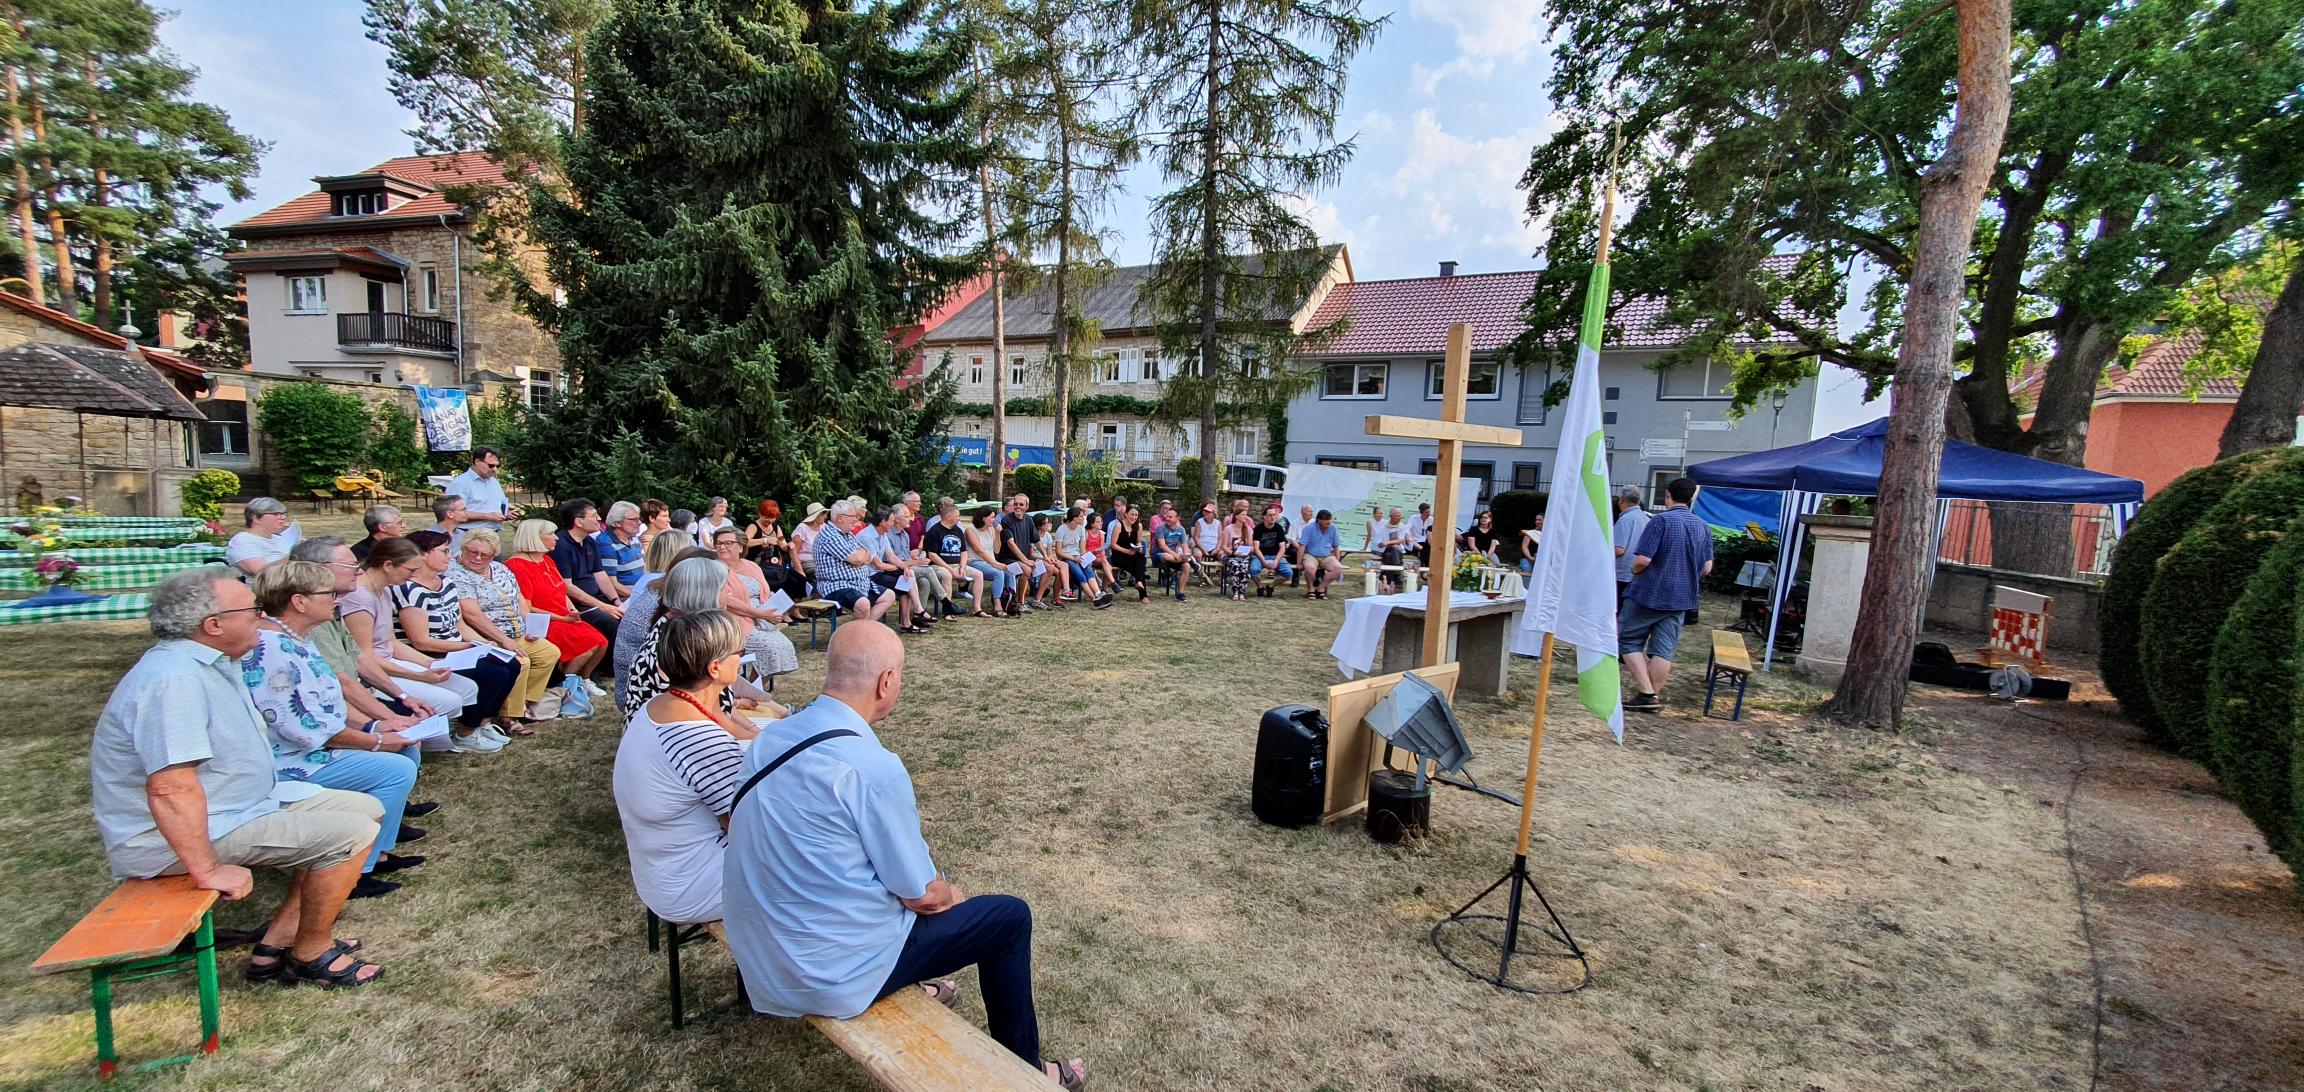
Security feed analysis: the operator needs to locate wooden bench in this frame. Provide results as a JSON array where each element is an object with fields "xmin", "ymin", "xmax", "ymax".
[
  {"xmin": 807, "ymin": 985, "xmax": 1051, "ymax": 1090},
  {"xmin": 793, "ymin": 598, "xmax": 840, "ymax": 650},
  {"xmin": 1703, "ymin": 629, "xmax": 1754, "ymax": 721},
  {"xmin": 31, "ymin": 875, "xmax": 223, "ymax": 1078}
]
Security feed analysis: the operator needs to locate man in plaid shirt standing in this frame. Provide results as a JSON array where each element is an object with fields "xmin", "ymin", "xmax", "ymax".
[
  {"xmin": 812, "ymin": 500, "xmax": 897, "ymax": 623},
  {"xmin": 1619, "ymin": 477, "xmax": 1713, "ymax": 712}
]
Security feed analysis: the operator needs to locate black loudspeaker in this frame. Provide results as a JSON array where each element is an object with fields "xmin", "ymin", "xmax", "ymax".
[
  {"xmin": 1252, "ymin": 705, "xmax": 1328, "ymax": 827},
  {"xmin": 1366, "ymin": 769, "xmax": 1431, "ymax": 844}
]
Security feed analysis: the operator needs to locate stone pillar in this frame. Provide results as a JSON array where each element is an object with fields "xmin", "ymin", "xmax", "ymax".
[{"xmin": 1796, "ymin": 514, "xmax": 1875, "ymax": 685}]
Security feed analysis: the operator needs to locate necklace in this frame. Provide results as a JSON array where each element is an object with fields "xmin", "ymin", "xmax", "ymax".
[{"xmin": 666, "ymin": 687, "xmax": 720, "ymax": 722}]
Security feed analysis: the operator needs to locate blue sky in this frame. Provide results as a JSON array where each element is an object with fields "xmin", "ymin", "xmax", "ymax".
[{"xmin": 163, "ymin": 0, "xmax": 1876, "ymax": 433}]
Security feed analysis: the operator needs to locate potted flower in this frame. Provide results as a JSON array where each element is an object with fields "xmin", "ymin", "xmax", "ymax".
[{"xmin": 11, "ymin": 549, "xmax": 107, "ymax": 608}]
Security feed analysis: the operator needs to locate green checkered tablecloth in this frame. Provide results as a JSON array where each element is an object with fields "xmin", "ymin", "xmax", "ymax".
[
  {"xmin": 0, "ymin": 560, "xmax": 224, "ymax": 591},
  {"xmin": 0, "ymin": 545, "xmax": 227, "ymax": 567},
  {"xmin": 0, "ymin": 592, "xmax": 148, "ymax": 626}
]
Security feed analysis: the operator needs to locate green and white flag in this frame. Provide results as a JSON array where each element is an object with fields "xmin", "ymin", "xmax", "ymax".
[{"xmin": 1510, "ymin": 259, "xmax": 1625, "ymax": 740}]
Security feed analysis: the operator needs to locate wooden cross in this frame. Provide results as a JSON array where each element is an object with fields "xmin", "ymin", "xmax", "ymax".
[{"xmin": 1365, "ymin": 322, "xmax": 1527, "ymax": 668}]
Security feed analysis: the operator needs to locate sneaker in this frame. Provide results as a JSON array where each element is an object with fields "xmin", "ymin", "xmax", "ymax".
[
  {"xmin": 395, "ymin": 824, "xmax": 427, "ymax": 843},
  {"xmin": 1625, "ymin": 692, "xmax": 1663, "ymax": 712},
  {"xmin": 1092, "ymin": 595, "xmax": 1114, "ymax": 610},
  {"xmin": 450, "ymin": 730, "xmax": 505, "ymax": 754},
  {"xmin": 479, "ymin": 724, "xmax": 513, "ymax": 746},
  {"xmin": 1059, "ymin": 592, "xmax": 1080, "ymax": 602},
  {"xmin": 1175, "ymin": 593, "xmax": 1188, "ymax": 602},
  {"xmin": 349, "ymin": 876, "xmax": 401, "ymax": 900},
  {"xmin": 582, "ymin": 677, "xmax": 608, "ymax": 698},
  {"xmin": 403, "ymin": 801, "xmax": 441, "ymax": 818}
]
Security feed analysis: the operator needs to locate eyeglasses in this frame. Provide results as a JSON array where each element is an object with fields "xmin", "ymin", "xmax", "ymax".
[
  {"xmin": 480, "ymin": 460, "xmax": 501, "ymax": 469},
  {"xmin": 207, "ymin": 605, "xmax": 264, "ymax": 620},
  {"xmin": 300, "ymin": 589, "xmax": 342, "ymax": 599},
  {"xmin": 326, "ymin": 561, "xmax": 360, "ymax": 571}
]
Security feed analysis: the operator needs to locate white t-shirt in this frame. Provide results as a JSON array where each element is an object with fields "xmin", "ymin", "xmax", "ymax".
[
  {"xmin": 225, "ymin": 524, "xmax": 301, "ymax": 570},
  {"xmin": 612, "ymin": 705, "xmax": 753, "ymax": 925},
  {"xmin": 1405, "ymin": 514, "xmax": 1431, "ymax": 546}
]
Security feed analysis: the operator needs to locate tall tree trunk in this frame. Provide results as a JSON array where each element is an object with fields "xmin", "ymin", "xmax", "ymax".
[
  {"xmin": 1823, "ymin": 0, "xmax": 2012, "ymax": 729},
  {"xmin": 1195, "ymin": 0, "xmax": 1221, "ymax": 507},
  {"xmin": 974, "ymin": 46, "xmax": 1006, "ymax": 500},
  {"xmin": 3, "ymin": 61, "xmax": 40, "ymax": 305},
  {"xmin": 2217, "ymin": 257, "xmax": 2304, "ymax": 459},
  {"xmin": 27, "ymin": 77, "xmax": 73, "ymax": 316},
  {"xmin": 85, "ymin": 64, "xmax": 110, "ymax": 331},
  {"xmin": 1049, "ymin": 83, "xmax": 1074, "ymax": 508}
]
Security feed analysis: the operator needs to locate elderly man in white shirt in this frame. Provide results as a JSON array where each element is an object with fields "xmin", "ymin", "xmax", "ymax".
[{"xmin": 89, "ymin": 569, "xmax": 386, "ymax": 987}]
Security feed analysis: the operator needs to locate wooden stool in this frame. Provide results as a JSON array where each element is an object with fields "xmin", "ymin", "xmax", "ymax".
[
  {"xmin": 31, "ymin": 876, "xmax": 222, "ymax": 1078},
  {"xmin": 1703, "ymin": 629, "xmax": 1754, "ymax": 721},
  {"xmin": 795, "ymin": 599, "xmax": 840, "ymax": 651}
]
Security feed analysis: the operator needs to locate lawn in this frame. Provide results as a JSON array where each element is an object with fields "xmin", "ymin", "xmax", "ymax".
[{"xmin": 0, "ymin": 540, "xmax": 2295, "ymax": 1090}]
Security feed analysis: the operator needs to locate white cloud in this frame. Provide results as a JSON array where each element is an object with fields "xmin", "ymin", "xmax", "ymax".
[
  {"xmin": 1380, "ymin": 109, "xmax": 1555, "ymax": 263},
  {"xmin": 1408, "ymin": 56, "xmax": 1495, "ymax": 97},
  {"xmin": 1412, "ymin": 0, "xmax": 1549, "ymax": 60}
]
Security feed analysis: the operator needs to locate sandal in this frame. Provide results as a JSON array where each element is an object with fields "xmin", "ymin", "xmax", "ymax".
[
  {"xmin": 501, "ymin": 719, "xmax": 538, "ymax": 737},
  {"xmin": 899, "ymin": 624, "xmax": 928, "ymax": 635},
  {"xmin": 245, "ymin": 937, "xmax": 364, "ymax": 981},
  {"xmin": 970, "ymin": 610, "xmax": 993, "ymax": 619},
  {"xmin": 284, "ymin": 940, "xmax": 384, "ymax": 989},
  {"xmin": 919, "ymin": 979, "xmax": 960, "ymax": 1006},
  {"xmin": 1044, "ymin": 1059, "xmax": 1087, "ymax": 1090}
]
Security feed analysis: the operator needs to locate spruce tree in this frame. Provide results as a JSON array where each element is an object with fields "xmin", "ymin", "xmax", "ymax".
[{"xmin": 516, "ymin": 0, "xmax": 985, "ymax": 508}]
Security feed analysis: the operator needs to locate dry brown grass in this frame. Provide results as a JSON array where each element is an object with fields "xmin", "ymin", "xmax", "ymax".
[{"xmin": 0, "ymin": 546, "xmax": 2292, "ymax": 1090}]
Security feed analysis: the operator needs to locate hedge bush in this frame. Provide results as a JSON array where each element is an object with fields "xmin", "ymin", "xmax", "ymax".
[
  {"xmin": 256, "ymin": 383, "xmax": 372, "ymax": 492},
  {"xmin": 2203, "ymin": 516, "xmax": 2304, "ymax": 861},
  {"xmin": 2100, "ymin": 449, "xmax": 2278, "ymax": 740},
  {"xmin": 1013, "ymin": 464, "xmax": 1055, "ymax": 508},
  {"xmin": 1111, "ymin": 480, "xmax": 1158, "ymax": 510},
  {"xmin": 1487, "ymin": 490, "xmax": 1547, "ymax": 535},
  {"xmin": 364, "ymin": 400, "xmax": 432, "ymax": 488},
  {"xmin": 1176, "ymin": 456, "xmax": 1223, "ymax": 512},
  {"xmin": 2139, "ymin": 446, "xmax": 2304, "ymax": 760},
  {"xmin": 177, "ymin": 468, "xmax": 240, "ymax": 523}
]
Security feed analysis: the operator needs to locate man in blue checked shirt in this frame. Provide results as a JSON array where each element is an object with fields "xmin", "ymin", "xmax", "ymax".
[{"xmin": 1620, "ymin": 477, "xmax": 1713, "ymax": 712}]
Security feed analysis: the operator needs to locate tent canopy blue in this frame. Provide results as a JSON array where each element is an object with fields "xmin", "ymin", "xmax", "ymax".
[{"xmin": 1686, "ymin": 418, "xmax": 2144, "ymax": 504}]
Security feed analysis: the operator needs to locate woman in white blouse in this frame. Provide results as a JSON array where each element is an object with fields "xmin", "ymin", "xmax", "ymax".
[{"xmin": 612, "ymin": 610, "xmax": 756, "ymax": 926}]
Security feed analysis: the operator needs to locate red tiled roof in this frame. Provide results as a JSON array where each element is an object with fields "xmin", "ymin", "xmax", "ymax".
[
  {"xmin": 0, "ymin": 289, "xmax": 130, "ymax": 349},
  {"xmin": 230, "ymin": 153, "xmax": 509, "ymax": 233},
  {"xmin": 1307, "ymin": 256, "xmax": 1810, "ymax": 357},
  {"xmin": 2009, "ymin": 329, "xmax": 2243, "ymax": 403}
]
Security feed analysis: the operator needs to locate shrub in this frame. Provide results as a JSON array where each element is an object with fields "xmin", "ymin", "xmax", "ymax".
[
  {"xmin": 1176, "ymin": 456, "xmax": 1222, "ymax": 512},
  {"xmin": 1112, "ymin": 479, "xmax": 1158, "ymax": 511},
  {"xmin": 177, "ymin": 468, "xmax": 240, "ymax": 522},
  {"xmin": 1706, "ymin": 528, "xmax": 1780, "ymax": 595},
  {"xmin": 2139, "ymin": 446, "xmax": 2304, "ymax": 760},
  {"xmin": 256, "ymin": 382, "xmax": 372, "ymax": 492},
  {"xmin": 1013, "ymin": 464, "xmax": 1055, "ymax": 508},
  {"xmin": 364, "ymin": 400, "xmax": 432, "ymax": 488},
  {"xmin": 2100, "ymin": 449, "xmax": 2278, "ymax": 740},
  {"xmin": 2203, "ymin": 516, "xmax": 2304, "ymax": 862}
]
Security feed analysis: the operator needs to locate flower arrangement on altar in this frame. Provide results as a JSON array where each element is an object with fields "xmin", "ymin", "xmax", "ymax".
[
  {"xmin": 1451, "ymin": 550, "xmax": 1491, "ymax": 592},
  {"xmin": 34, "ymin": 553, "xmax": 83, "ymax": 589}
]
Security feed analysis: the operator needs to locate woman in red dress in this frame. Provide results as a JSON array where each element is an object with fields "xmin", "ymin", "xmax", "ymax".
[{"xmin": 503, "ymin": 519, "xmax": 610, "ymax": 683}]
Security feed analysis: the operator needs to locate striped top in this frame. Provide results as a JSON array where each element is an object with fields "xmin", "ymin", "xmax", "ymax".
[{"xmin": 612, "ymin": 705, "xmax": 752, "ymax": 925}]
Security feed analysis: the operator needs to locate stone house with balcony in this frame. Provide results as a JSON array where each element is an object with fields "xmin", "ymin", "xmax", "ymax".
[
  {"xmin": 910, "ymin": 248, "xmax": 1354, "ymax": 473},
  {"xmin": 1284, "ymin": 263, "xmax": 1819, "ymax": 505},
  {"xmin": 224, "ymin": 153, "xmax": 561, "ymax": 406}
]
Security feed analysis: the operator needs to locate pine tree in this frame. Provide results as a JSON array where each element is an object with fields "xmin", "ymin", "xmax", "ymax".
[
  {"xmin": 515, "ymin": 0, "xmax": 986, "ymax": 509},
  {"xmin": 1129, "ymin": 0, "xmax": 1381, "ymax": 504}
]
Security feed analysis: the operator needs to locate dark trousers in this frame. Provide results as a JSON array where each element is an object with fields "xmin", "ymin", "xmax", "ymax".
[
  {"xmin": 1111, "ymin": 552, "xmax": 1147, "ymax": 587},
  {"xmin": 874, "ymin": 894, "xmax": 1040, "ymax": 1067},
  {"xmin": 454, "ymin": 654, "xmax": 521, "ymax": 728},
  {"xmin": 580, "ymin": 605, "xmax": 621, "ymax": 648}
]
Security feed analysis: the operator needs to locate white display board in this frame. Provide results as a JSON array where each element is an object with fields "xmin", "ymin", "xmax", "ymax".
[{"xmin": 1280, "ymin": 463, "xmax": 1483, "ymax": 553}]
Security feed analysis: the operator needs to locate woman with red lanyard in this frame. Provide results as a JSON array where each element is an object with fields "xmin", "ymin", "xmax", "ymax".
[
  {"xmin": 503, "ymin": 519, "xmax": 611, "ymax": 707},
  {"xmin": 611, "ymin": 610, "xmax": 759, "ymax": 931}
]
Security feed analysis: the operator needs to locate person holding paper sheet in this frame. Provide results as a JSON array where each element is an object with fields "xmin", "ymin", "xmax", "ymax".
[
  {"xmin": 625, "ymin": 558, "xmax": 789, "ymax": 721},
  {"xmin": 503, "ymin": 521, "xmax": 610, "ymax": 694},
  {"xmin": 340, "ymin": 538, "xmax": 480, "ymax": 736},
  {"xmin": 245, "ymin": 561, "xmax": 427, "ymax": 896},
  {"xmin": 615, "ymin": 547, "xmax": 713, "ymax": 711},
  {"xmin": 391, "ymin": 531, "xmax": 523, "ymax": 752},
  {"xmin": 864, "ymin": 506, "xmax": 931, "ymax": 634},
  {"xmin": 452, "ymin": 528, "xmax": 575, "ymax": 724},
  {"xmin": 709, "ymin": 527, "xmax": 800, "ymax": 680},
  {"xmin": 288, "ymin": 537, "xmax": 452, "ymax": 748}
]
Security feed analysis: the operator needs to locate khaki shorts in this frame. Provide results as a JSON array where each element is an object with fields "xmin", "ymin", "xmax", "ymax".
[{"xmin": 160, "ymin": 789, "xmax": 383, "ymax": 876}]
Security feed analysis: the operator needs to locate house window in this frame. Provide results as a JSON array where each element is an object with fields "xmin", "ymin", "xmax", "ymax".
[
  {"xmin": 1516, "ymin": 365, "xmax": 1550, "ymax": 425},
  {"xmin": 1240, "ymin": 346, "xmax": 1263, "ymax": 379},
  {"xmin": 1117, "ymin": 348, "xmax": 1141, "ymax": 383},
  {"xmin": 1658, "ymin": 359, "xmax": 1734, "ymax": 399},
  {"xmin": 1322, "ymin": 362, "xmax": 1386, "ymax": 399},
  {"xmin": 1421, "ymin": 459, "xmax": 1498, "ymax": 502},
  {"xmin": 1604, "ymin": 386, "xmax": 1620, "ymax": 400},
  {"xmin": 366, "ymin": 372, "xmax": 383, "ymax": 385},
  {"xmin": 287, "ymin": 275, "xmax": 327, "ymax": 314},
  {"xmin": 1426, "ymin": 358, "xmax": 1501, "ymax": 399},
  {"xmin": 1096, "ymin": 351, "xmax": 1120, "ymax": 384},
  {"xmin": 967, "ymin": 355, "xmax": 986, "ymax": 385},
  {"xmin": 1512, "ymin": 463, "xmax": 1543, "ymax": 491},
  {"xmin": 528, "ymin": 369, "xmax": 558, "ymax": 408},
  {"xmin": 1009, "ymin": 356, "xmax": 1028, "ymax": 387},
  {"xmin": 1097, "ymin": 423, "xmax": 1123, "ymax": 452},
  {"xmin": 420, "ymin": 268, "xmax": 439, "ymax": 312},
  {"xmin": 1649, "ymin": 468, "xmax": 1681, "ymax": 502},
  {"xmin": 1231, "ymin": 428, "xmax": 1260, "ymax": 459},
  {"xmin": 1143, "ymin": 352, "xmax": 1164, "ymax": 382},
  {"xmin": 1318, "ymin": 456, "xmax": 1384, "ymax": 472},
  {"xmin": 1603, "ymin": 410, "xmax": 1618, "ymax": 425},
  {"xmin": 332, "ymin": 190, "xmax": 391, "ymax": 216},
  {"xmin": 197, "ymin": 400, "xmax": 249, "ymax": 457}
]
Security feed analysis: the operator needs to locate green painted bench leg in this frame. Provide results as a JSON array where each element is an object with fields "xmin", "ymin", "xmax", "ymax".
[
  {"xmin": 90, "ymin": 968, "xmax": 117, "ymax": 1079},
  {"xmin": 193, "ymin": 912, "xmax": 220, "ymax": 1057}
]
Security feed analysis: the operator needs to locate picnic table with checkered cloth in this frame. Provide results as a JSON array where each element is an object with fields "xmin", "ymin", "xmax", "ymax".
[
  {"xmin": 0, "ymin": 592, "xmax": 148, "ymax": 626},
  {"xmin": 0, "ymin": 545, "xmax": 227, "ymax": 567},
  {"xmin": 0, "ymin": 560, "xmax": 225, "ymax": 592}
]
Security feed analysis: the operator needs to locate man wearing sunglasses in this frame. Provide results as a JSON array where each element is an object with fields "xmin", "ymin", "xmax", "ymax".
[{"xmin": 444, "ymin": 446, "xmax": 520, "ymax": 537}]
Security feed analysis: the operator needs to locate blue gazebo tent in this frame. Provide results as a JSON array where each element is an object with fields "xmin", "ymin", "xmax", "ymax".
[{"xmin": 1686, "ymin": 418, "xmax": 2145, "ymax": 669}]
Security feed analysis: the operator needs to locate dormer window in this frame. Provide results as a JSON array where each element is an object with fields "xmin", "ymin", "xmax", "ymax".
[{"xmin": 333, "ymin": 190, "xmax": 391, "ymax": 217}]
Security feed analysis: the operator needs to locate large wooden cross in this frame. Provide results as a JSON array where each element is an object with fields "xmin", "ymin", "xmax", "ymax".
[{"xmin": 1365, "ymin": 322, "xmax": 1527, "ymax": 668}]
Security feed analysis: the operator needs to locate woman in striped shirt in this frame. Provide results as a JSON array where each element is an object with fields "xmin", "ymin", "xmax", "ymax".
[{"xmin": 612, "ymin": 610, "xmax": 755, "ymax": 926}]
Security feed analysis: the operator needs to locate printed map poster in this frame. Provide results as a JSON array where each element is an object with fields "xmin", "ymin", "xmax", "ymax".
[
  {"xmin": 412, "ymin": 386, "xmax": 472, "ymax": 452},
  {"xmin": 1280, "ymin": 462, "xmax": 1480, "ymax": 552}
]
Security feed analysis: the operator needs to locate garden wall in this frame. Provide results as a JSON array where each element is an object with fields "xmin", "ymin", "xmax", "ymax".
[{"xmin": 1927, "ymin": 563, "xmax": 2103, "ymax": 655}]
